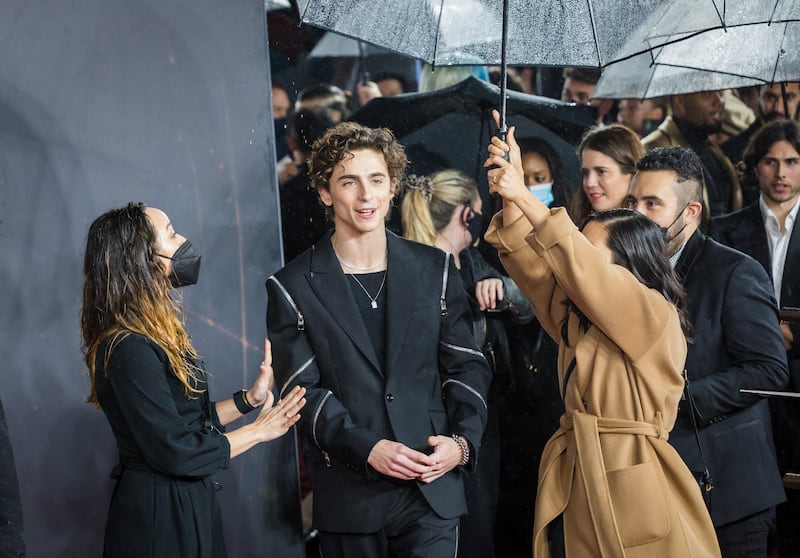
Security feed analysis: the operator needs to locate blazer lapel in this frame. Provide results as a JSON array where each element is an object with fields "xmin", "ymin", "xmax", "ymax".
[
  {"xmin": 733, "ymin": 204, "xmax": 771, "ymax": 274},
  {"xmin": 384, "ymin": 232, "xmax": 423, "ymax": 378},
  {"xmin": 781, "ymin": 214, "xmax": 800, "ymax": 307},
  {"xmin": 675, "ymin": 229, "xmax": 705, "ymax": 283},
  {"xmin": 306, "ymin": 233, "xmax": 383, "ymax": 375}
]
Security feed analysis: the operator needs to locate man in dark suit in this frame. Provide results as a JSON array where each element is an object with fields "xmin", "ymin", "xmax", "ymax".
[
  {"xmin": 642, "ymin": 91, "xmax": 743, "ymax": 217},
  {"xmin": 627, "ymin": 146, "xmax": 789, "ymax": 557},
  {"xmin": 709, "ymin": 120, "xmax": 800, "ymax": 558},
  {"xmin": 267, "ymin": 122, "xmax": 490, "ymax": 557}
]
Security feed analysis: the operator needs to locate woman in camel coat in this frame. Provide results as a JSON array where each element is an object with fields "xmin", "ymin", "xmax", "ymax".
[{"xmin": 483, "ymin": 117, "xmax": 720, "ymax": 558}]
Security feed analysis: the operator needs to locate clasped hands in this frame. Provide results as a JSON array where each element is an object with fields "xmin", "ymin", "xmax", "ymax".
[{"xmin": 367, "ymin": 436, "xmax": 465, "ymax": 484}]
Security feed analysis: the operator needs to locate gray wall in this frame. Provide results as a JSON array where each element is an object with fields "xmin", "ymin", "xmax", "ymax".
[{"xmin": 0, "ymin": 1, "xmax": 302, "ymax": 556}]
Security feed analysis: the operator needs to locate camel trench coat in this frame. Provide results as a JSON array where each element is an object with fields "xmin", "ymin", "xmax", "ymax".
[{"xmin": 485, "ymin": 208, "xmax": 719, "ymax": 558}]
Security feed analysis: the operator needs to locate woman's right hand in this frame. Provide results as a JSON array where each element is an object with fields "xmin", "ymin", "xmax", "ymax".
[
  {"xmin": 252, "ymin": 385, "xmax": 306, "ymax": 443},
  {"xmin": 484, "ymin": 122, "xmax": 528, "ymax": 205}
]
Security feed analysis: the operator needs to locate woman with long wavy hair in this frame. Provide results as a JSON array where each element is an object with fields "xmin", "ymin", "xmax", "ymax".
[{"xmin": 81, "ymin": 202, "xmax": 305, "ymax": 558}]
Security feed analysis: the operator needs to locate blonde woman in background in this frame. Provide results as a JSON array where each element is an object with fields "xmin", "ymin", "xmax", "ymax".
[{"xmin": 402, "ymin": 170, "xmax": 533, "ymax": 558}]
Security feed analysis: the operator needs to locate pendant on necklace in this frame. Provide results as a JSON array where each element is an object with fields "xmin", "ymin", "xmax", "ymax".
[{"xmin": 371, "ymin": 300, "xmax": 378, "ymax": 309}]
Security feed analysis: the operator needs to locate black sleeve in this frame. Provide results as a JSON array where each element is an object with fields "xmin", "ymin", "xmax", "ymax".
[
  {"xmin": 438, "ymin": 256, "xmax": 492, "ymax": 466},
  {"xmin": 690, "ymin": 258, "xmax": 790, "ymax": 421},
  {"xmin": 267, "ymin": 278, "xmax": 381, "ymax": 472}
]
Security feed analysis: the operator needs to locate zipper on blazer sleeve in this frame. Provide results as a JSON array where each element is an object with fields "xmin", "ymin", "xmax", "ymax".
[
  {"xmin": 440, "ymin": 252, "xmax": 450, "ymax": 316},
  {"xmin": 267, "ymin": 275, "xmax": 305, "ymax": 331}
]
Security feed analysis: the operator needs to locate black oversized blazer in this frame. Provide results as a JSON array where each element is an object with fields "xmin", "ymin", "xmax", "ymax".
[
  {"xmin": 668, "ymin": 229, "xmax": 789, "ymax": 526},
  {"xmin": 710, "ymin": 202, "xmax": 800, "ymax": 473},
  {"xmin": 266, "ymin": 230, "xmax": 491, "ymax": 533}
]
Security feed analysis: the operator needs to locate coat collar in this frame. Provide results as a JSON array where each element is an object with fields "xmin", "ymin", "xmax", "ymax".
[
  {"xmin": 674, "ymin": 229, "xmax": 706, "ymax": 281},
  {"xmin": 727, "ymin": 202, "xmax": 770, "ymax": 273}
]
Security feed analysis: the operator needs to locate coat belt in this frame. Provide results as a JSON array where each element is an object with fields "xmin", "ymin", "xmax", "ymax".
[{"xmin": 558, "ymin": 411, "xmax": 668, "ymax": 558}]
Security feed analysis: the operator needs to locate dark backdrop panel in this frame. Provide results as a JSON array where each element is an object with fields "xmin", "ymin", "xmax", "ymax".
[{"xmin": 0, "ymin": 1, "xmax": 302, "ymax": 556}]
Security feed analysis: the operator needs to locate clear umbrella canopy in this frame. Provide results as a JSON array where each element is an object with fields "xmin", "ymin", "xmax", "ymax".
[
  {"xmin": 297, "ymin": 0, "xmax": 800, "ymax": 68},
  {"xmin": 308, "ymin": 31, "xmax": 394, "ymax": 59},
  {"xmin": 595, "ymin": 19, "xmax": 800, "ymax": 99}
]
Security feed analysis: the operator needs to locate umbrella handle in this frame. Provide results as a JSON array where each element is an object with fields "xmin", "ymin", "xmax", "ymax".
[{"xmin": 495, "ymin": 129, "xmax": 509, "ymax": 162}]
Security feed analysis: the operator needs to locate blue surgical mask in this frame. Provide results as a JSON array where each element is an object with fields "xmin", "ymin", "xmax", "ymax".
[{"xmin": 527, "ymin": 182, "xmax": 554, "ymax": 207}]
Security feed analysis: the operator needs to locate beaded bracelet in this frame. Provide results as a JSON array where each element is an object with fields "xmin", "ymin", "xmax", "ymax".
[
  {"xmin": 451, "ymin": 434, "xmax": 470, "ymax": 466},
  {"xmin": 233, "ymin": 389, "xmax": 256, "ymax": 414}
]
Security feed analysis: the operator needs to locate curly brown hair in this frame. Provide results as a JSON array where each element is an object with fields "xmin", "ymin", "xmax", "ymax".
[{"xmin": 307, "ymin": 122, "xmax": 407, "ymax": 192}]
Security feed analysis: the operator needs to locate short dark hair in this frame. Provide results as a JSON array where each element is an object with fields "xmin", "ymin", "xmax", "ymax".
[
  {"xmin": 741, "ymin": 120, "xmax": 800, "ymax": 193},
  {"xmin": 516, "ymin": 137, "xmax": 572, "ymax": 206},
  {"xmin": 637, "ymin": 147, "xmax": 705, "ymax": 205},
  {"xmin": 287, "ymin": 107, "xmax": 337, "ymax": 154},
  {"xmin": 296, "ymin": 83, "xmax": 346, "ymax": 104},
  {"xmin": 296, "ymin": 83, "xmax": 350, "ymax": 120},
  {"xmin": 373, "ymin": 72, "xmax": 408, "ymax": 92},
  {"xmin": 308, "ymin": 122, "xmax": 407, "ymax": 191},
  {"xmin": 563, "ymin": 67, "xmax": 601, "ymax": 86}
]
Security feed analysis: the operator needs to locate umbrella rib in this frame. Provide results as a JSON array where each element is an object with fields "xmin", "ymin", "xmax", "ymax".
[
  {"xmin": 641, "ymin": 58, "xmax": 659, "ymax": 101},
  {"xmin": 655, "ymin": 61, "xmax": 768, "ymax": 84},
  {"xmin": 431, "ymin": 0, "xmax": 446, "ymax": 68},
  {"xmin": 585, "ymin": 0, "xmax": 602, "ymax": 66},
  {"xmin": 769, "ymin": 0, "xmax": 779, "ymax": 24},
  {"xmin": 711, "ymin": 0, "xmax": 726, "ymax": 29},
  {"xmin": 769, "ymin": 22, "xmax": 789, "ymax": 84}
]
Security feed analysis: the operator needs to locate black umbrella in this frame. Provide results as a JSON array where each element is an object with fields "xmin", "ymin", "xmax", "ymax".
[{"xmin": 349, "ymin": 76, "xmax": 594, "ymax": 198}]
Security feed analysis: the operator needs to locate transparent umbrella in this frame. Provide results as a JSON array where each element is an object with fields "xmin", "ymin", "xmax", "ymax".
[
  {"xmin": 297, "ymin": 0, "xmax": 800, "ymax": 131},
  {"xmin": 297, "ymin": 0, "xmax": 794, "ymax": 68},
  {"xmin": 594, "ymin": 19, "xmax": 800, "ymax": 101},
  {"xmin": 307, "ymin": 32, "xmax": 418, "ymax": 100}
]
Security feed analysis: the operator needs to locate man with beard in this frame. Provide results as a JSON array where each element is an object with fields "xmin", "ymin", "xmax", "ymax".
[
  {"xmin": 643, "ymin": 91, "xmax": 742, "ymax": 217},
  {"xmin": 627, "ymin": 146, "xmax": 789, "ymax": 557},
  {"xmin": 710, "ymin": 120, "xmax": 800, "ymax": 557},
  {"xmin": 723, "ymin": 82, "xmax": 800, "ymax": 178}
]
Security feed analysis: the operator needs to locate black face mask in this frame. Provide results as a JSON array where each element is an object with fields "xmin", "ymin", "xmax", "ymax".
[
  {"xmin": 660, "ymin": 203, "xmax": 690, "ymax": 244},
  {"xmin": 463, "ymin": 206, "xmax": 484, "ymax": 245},
  {"xmin": 160, "ymin": 240, "xmax": 201, "ymax": 288}
]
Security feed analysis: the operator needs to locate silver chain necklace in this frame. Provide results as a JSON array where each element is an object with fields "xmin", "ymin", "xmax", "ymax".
[
  {"xmin": 348, "ymin": 271, "xmax": 387, "ymax": 309},
  {"xmin": 332, "ymin": 237, "xmax": 388, "ymax": 272}
]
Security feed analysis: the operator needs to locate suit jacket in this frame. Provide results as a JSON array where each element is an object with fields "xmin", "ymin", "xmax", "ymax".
[
  {"xmin": 642, "ymin": 116, "xmax": 743, "ymax": 215},
  {"xmin": 266, "ymin": 231, "xmax": 491, "ymax": 533},
  {"xmin": 709, "ymin": 202, "xmax": 800, "ymax": 472},
  {"xmin": 668, "ymin": 229, "xmax": 788, "ymax": 526}
]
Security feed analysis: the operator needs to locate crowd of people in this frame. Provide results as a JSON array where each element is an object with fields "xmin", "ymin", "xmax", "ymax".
[
  {"xmin": 70, "ymin": 48, "xmax": 800, "ymax": 558},
  {"xmin": 264, "ymin": 62, "xmax": 800, "ymax": 558}
]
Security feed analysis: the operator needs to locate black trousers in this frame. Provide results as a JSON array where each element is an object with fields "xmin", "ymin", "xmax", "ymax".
[
  {"xmin": 715, "ymin": 508, "xmax": 772, "ymax": 558},
  {"xmin": 318, "ymin": 486, "xmax": 459, "ymax": 558}
]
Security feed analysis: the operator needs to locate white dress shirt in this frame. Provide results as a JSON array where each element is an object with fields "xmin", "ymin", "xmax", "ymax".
[{"xmin": 759, "ymin": 195, "xmax": 800, "ymax": 307}]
